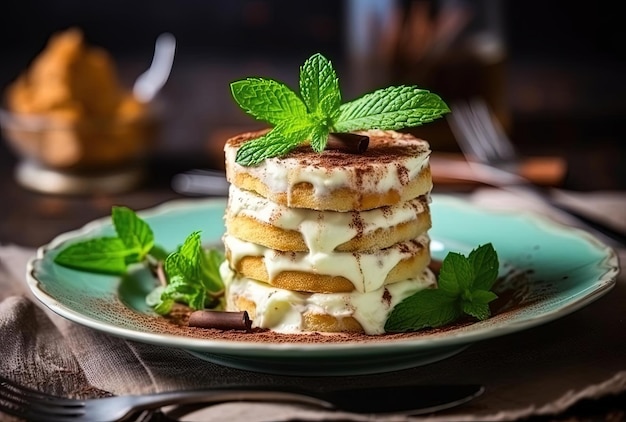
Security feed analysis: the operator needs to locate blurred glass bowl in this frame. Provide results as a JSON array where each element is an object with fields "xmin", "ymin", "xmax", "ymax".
[{"xmin": 0, "ymin": 105, "xmax": 161, "ymax": 194}]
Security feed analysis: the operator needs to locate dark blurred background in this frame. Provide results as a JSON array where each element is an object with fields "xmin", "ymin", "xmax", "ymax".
[
  {"xmin": 1, "ymin": 1, "xmax": 624, "ymax": 146},
  {"xmin": 1, "ymin": 0, "xmax": 625, "ymax": 189},
  {"xmin": 1, "ymin": 0, "xmax": 624, "ymax": 152}
]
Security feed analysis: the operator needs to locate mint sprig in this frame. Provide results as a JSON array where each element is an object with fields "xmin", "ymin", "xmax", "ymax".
[
  {"xmin": 230, "ymin": 53, "xmax": 450, "ymax": 166},
  {"xmin": 153, "ymin": 231, "xmax": 225, "ymax": 315},
  {"xmin": 54, "ymin": 207, "xmax": 225, "ymax": 315},
  {"xmin": 54, "ymin": 206, "xmax": 156, "ymax": 274},
  {"xmin": 385, "ymin": 243, "xmax": 499, "ymax": 332}
]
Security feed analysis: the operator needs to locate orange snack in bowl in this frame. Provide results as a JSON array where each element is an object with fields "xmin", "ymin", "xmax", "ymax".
[
  {"xmin": 3, "ymin": 27, "xmax": 154, "ymax": 171},
  {"xmin": 6, "ymin": 27, "xmax": 129, "ymax": 117}
]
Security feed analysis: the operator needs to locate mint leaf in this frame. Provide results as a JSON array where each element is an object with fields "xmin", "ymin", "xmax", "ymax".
[
  {"xmin": 155, "ymin": 251, "xmax": 199, "ymax": 315},
  {"xmin": 299, "ymin": 53, "xmax": 341, "ymax": 120},
  {"xmin": 385, "ymin": 289, "xmax": 461, "ymax": 332},
  {"xmin": 230, "ymin": 78, "xmax": 307, "ymax": 125},
  {"xmin": 186, "ymin": 286, "xmax": 208, "ymax": 311},
  {"xmin": 299, "ymin": 53, "xmax": 339, "ymax": 154},
  {"xmin": 154, "ymin": 296, "xmax": 174, "ymax": 315},
  {"xmin": 154, "ymin": 275, "xmax": 185, "ymax": 315},
  {"xmin": 54, "ymin": 206, "xmax": 160, "ymax": 275},
  {"xmin": 54, "ymin": 237, "xmax": 131, "ymax": 275},
  {"xmin": 235, "ymin": 119, "xmax": 316, "ymax": 166},
  {"xmin": 462, "ymin": 300, "xmax": 490, "ymax": 320},
  {"xmin": 470, "ymin": 289, "xmax": 499, "ymax": 304},
  {"xmin": 462, "ymin": 289, "xmax": 498, "ymax": 320},
  {"xmin": 199, "ymin": 248, "xmax": 225, "ymax": 293},
  {"xmin": 178, "ymin": 231, "xmax": 201, "ymax": 266},
  {"xmin": 309, "ymin": 124, "xmax": 330, "ymax": 153},
  {"xmin": 157, "ymin": 274, "xmax": 206, "ymax": 313},
  {"xmin": 468, "ymin": 243, "xmax": 499, "ymax": 290},
  {"xmin": 112, "ymin": 206, "xmax": 154, "ymax": 263},
  {"xmin": 164, "ymin": 252, "xmax": 193, "ymax": 281},
  {"xmin": 438, "ymin": 252, "xmax": 473, "ymax": 293},
  {"xmin": 235, "ymin": 129, "xmax": 300, "ymax": 166},
  {"xmin": 334, "ymin": 86, "xmax": 450, "ymax": 133},
  {"xmin": 385, "ymin": 244, "xmax": 499, "ymax": 332}
]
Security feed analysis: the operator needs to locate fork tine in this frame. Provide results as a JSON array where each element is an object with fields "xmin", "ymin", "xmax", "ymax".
[
  {"xmin": 0, "ymin": 375, "xmax": 82, "ymax": 405},
  {"xmin": 0, "ymin": 399, "xmax": 80, "ymax": 422},
  {"xmin": 0, "ymin": 376, "xmax": 85, "ymax": 421},
  {"xmin": 463, "ymin": 100, "xmax": 503, "ymax": 162},
  {"xmin": 469, "ymin": 98, "xmax": 516, "ymax": 162},
  {"xmin": 448, "ymin": 101, "xmax": 491, "ymax": 162}
]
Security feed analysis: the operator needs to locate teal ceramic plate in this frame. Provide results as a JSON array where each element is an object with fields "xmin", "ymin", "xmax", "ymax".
[{"xmin": 27, "ymin": 195, "xmax": 619, "ymax": 376}]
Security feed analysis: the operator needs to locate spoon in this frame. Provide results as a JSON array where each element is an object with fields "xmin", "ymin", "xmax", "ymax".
[{"xmin": 133, "ymin": 32, "xmax": 177, "ymax": 103}]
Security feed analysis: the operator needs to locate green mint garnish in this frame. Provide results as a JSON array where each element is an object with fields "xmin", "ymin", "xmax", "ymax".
[
  {"xmin": 112, "ymin": 205, "xmax": 155, "ymax": 264},
  {"xmin": 54, "ymin": 206, "xmax": 155, "ymax": 274},
  {"xmin": 153, "ymin": 231, "xmax": 225, "ymax": 315},
  {"xmin": 385, "ymin": 243, "xmax": 499, "ymax": 332},
  {"xmin": 334, "ymin": 85, "xmax": 449, "ymax": 133},
  {"xmin": 230, "ymin": 53, "xmax": 450, "ymax": 166},
  {"xmin": 54, "ymin": 207, "xmax": 226, "ymax": 316},
  {"xmin": 52, "ymin": 237, "xmax": 131, "ymax": 275}
]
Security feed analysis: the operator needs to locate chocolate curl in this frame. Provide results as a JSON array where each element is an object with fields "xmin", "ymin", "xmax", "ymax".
[
  {"xmin": 428, "ymin": 259, "xmax": 442, "ymax": 276},
  {"xmin": 327, "ymin": 133, "xmax": 369, "ymax": 154},
  {"xmin": 188, "ymin": 310, "xmax": 252, "ymax": 332}
]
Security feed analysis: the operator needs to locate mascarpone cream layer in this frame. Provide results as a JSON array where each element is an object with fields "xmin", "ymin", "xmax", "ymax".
[
  {"xmin": 221, "ymin": 262, "xmax": 436, "ymax": 335},
  {"xmin": 223, "ymin": 233, "xmax": 430, "ymax": 293},
  {"xmin": 227, "ymin": 185, "xmax": 430, "ymax": 253},
  {"xmin": 224, "ymin": 129, "xmax": 430, "ymax": 197}
]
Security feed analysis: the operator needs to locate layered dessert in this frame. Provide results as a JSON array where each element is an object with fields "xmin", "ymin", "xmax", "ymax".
[
  {"xmin": 49, "ymin": 52, "xmax": 499, "ymax": 337},
  {"xmin": 220, "ymin": 129, "xmax": 437, "ymax": 334}
]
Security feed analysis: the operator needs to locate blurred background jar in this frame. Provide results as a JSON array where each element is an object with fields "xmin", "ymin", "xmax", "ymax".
[
  {"xmin": 345, "ymin": 0, "xmax": 508, "ymax": 151},
  {"xmin": 0, "ymin": 28, "xmax": 163, "ymax": 195}
]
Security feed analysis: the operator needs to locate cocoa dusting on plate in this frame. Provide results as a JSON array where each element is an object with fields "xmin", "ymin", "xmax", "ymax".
[
  {"xmin": 163, "ymin": 263, "xmax": 540, "ymax": 343},
  {"xmin": 101, "ymin": 260, "xmax": 544, "ymax": 345}
]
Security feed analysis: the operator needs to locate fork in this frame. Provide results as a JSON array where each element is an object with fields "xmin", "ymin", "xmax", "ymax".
[
  {"xmin": 447, "ymin": 98, "xmax": 626, "ymax": 246},
  {"xmin": 0, "ymin": 375, "xmax": 484, "ymax": 421},
  {"xmin": 447, "ymin": 98, "xmax": 535, "ymax": 186},
  {"xmin": 0, "ymin": 376, "xmax": 330, "ymax": 422}
]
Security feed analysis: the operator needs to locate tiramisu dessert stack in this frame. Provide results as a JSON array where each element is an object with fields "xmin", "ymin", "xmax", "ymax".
[{"xmin": 220, "ymin": 128, "xmax": 437, "ymax": 335}]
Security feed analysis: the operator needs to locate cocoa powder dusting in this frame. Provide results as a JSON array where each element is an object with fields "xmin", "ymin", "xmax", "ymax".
[
  {"xmin": 396, "ymin": 164, "xmax": 409, "ymax": 185},
  {"xmin": 350, "ymin": 212, "xmax": 365, "ymax": 237},
  {"xmin": 382, "ymin": 288, "xmax": 392, "ymax": 306},
  {"xmin": 226, "ymin": 129, "xmax": 429, "ymax": 172},
  {"xmin": 268, "ymin": 207, "xmax": 281, "ymax": 225}
]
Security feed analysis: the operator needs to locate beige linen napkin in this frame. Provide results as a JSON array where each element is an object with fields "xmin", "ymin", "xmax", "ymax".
[{"xmin": 1, "ymin": 188, "xmax": 625, "ymax": 422}]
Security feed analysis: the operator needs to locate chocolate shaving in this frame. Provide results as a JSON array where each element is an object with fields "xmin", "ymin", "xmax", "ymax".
[
  {"xmin": 428, "ymin": 259, "xmax": 442, "ymax": 276},
  {"xmin": 326, "ymin": 133, "xmax": 369, "ymax": 154},
  {"xmin": 188, "ymin": 310, "xmax": 252, "ymax": 332}
]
